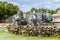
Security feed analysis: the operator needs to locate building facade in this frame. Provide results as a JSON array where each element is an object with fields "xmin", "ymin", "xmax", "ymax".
[{"xmin": 52, "ymin": 10, "xmax": 60, "ymax": 28}]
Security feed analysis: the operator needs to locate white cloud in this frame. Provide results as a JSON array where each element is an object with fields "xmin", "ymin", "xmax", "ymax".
[
  {"xmin": 9, "ymin": 2, "xmax": 19, "ymax": 6},
  {"xmin": 8, "ymin": 2, "xmax": 20, "ymax": 8},
  {"xmin": 20, "ymin": 2, "xmax": 42, "ymax": 12},
  {"xmin": 21, "ymin": 5, "xmax": 28, "ymax": 8},
  {"xmin": 20, "ymin": 1, "xmax": 52, "ymax": 12},
  {"xmin": 56, "ymin": 4, "xmax": 60, "ymax": 8},
  {"xmin": 45, "ymin": 2, "xmax": 52, "ymax": 5},
  {"xmin": 21, "ymin": 0, "xmax": 38, "ymax": 2},
  {"xmin": 20, "ymin": 4, "xmax": 31, "ymax": 12},
  {"xmin": 45, "ymin": 5, "xmax": 51, "ymax": 9},
  {"xmin": 0, "ymin": 0, "xmax": 7, "ymax": 1},
  {"xmin": 53, "ymin": 0, "xmax": 60, "ymax": 2}
]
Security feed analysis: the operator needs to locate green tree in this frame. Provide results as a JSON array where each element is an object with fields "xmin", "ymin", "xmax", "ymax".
[
  {"xmin": 56, "ymin": 8, "xmax": 60, "ymax": 13},
  {"xmin": 31, "ymin": 8, "xmax": 38, "ymax": 12},
  {"xmin": 0, "ymin": 1, "xmax": 19, "ymax": 20}
]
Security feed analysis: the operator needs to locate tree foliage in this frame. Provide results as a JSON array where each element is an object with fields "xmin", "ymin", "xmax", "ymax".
[
  {"xmin": 26, "ymin": 7, "xmax": 59, "ymax": 16},
  {"xmin": 0, "ymin": 1, "xmax": 19, "ymax": 20}
]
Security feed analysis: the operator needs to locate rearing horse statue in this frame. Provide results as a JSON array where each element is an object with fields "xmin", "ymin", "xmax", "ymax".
[
  {"xmin": 27, "ymin": 11, "xmax": 42, "ymax": 26},
  {"xmin": 27, "ymin": 11, "xmax": 52, "ymax": 26},
  {"xmin": 11, "ymin": 11, "xmax": 23, "ymax": 27}
]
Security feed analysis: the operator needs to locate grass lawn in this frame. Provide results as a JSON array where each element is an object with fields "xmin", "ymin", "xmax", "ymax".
[{"xmin": 0, "ymin": 28, "xmax": 60, "ymax": 40}]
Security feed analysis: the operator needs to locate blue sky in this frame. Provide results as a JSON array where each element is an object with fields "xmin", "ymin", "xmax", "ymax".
[{"xmin": 0, "ymin": 0, "xmax": 60, "ymax": 12}]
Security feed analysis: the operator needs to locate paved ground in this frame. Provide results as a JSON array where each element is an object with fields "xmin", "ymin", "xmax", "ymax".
[{"xmin": 0, "ymin": 23, "xmax": 10, "ymax": 27}]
